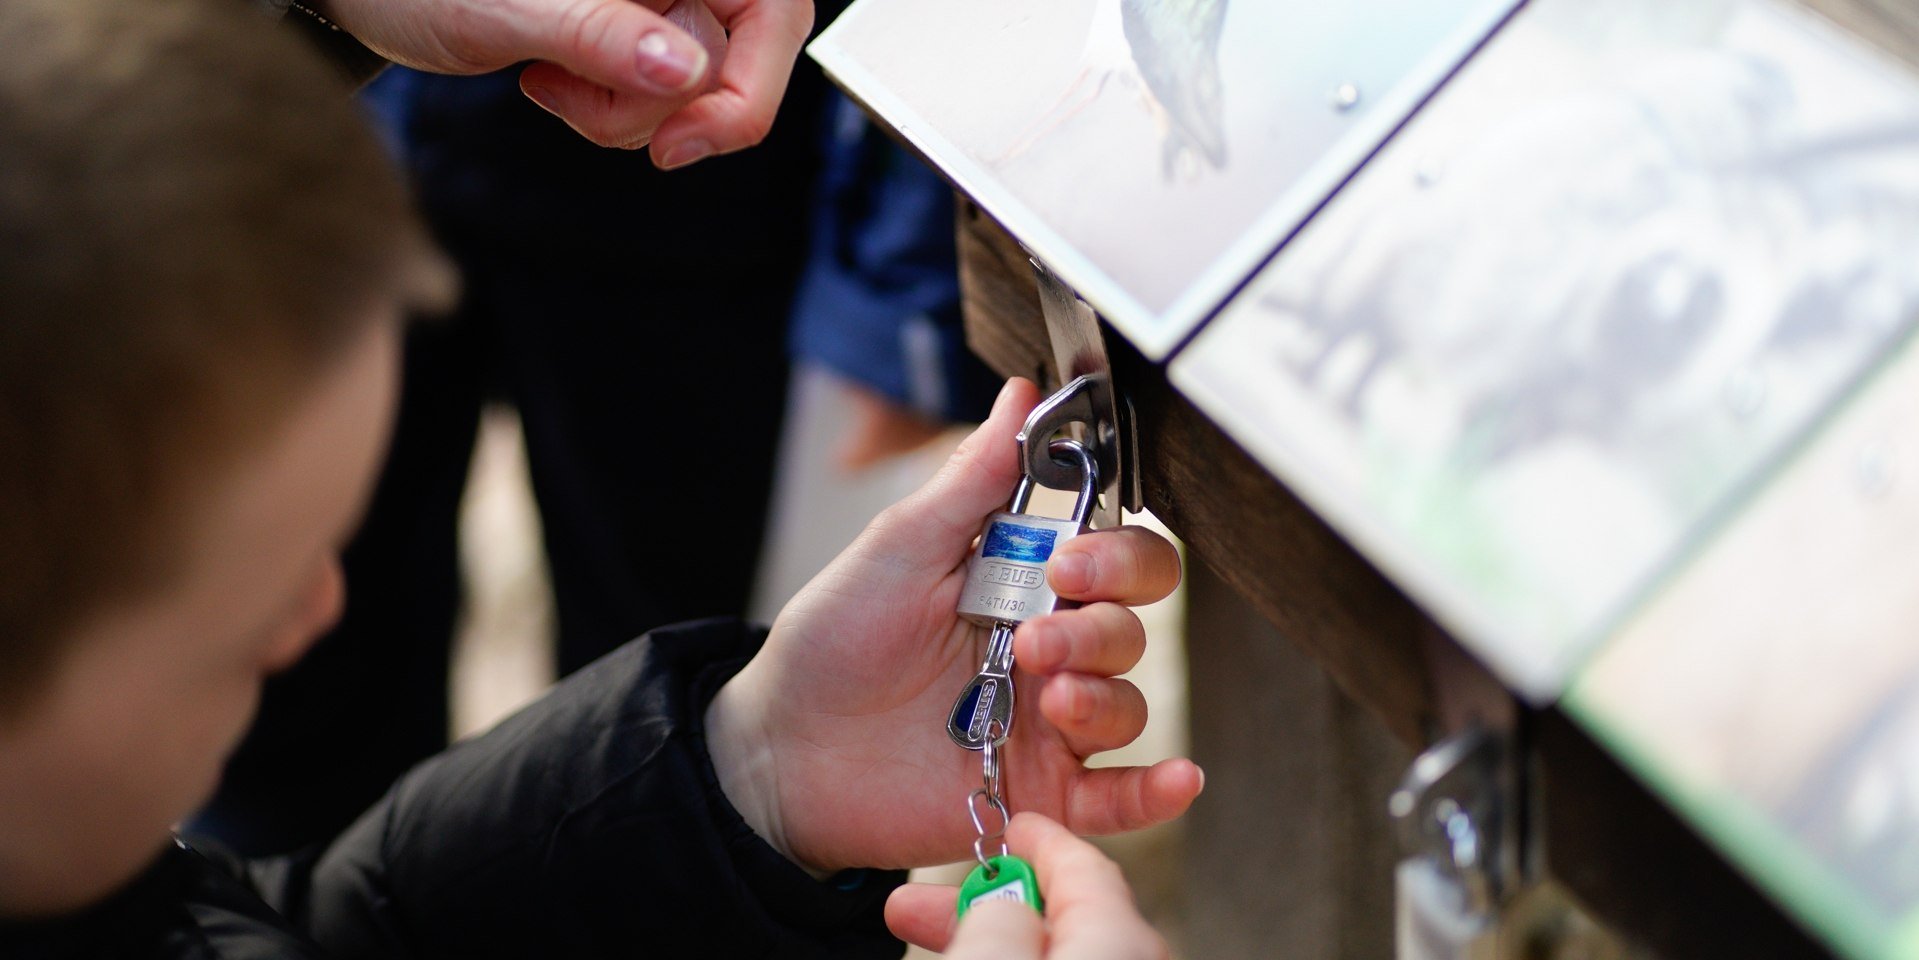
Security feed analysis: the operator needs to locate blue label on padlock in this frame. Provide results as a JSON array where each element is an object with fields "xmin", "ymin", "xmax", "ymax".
[{"xmin": 982, "ymin": 522, "xmax": 1058, "ymax": 564}]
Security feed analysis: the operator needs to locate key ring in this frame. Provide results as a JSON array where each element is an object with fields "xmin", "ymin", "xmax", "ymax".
[
  {"xmin": 967, "ymin": 789, "xmax": 1010, "ymax": 874},
  {"xmin": 982, "ymin": 721, "xmax": 1005, "ymax": 799},
  {"xmin": 966, "ymin": 717, "xmax": 1012, "ymax": 874}
]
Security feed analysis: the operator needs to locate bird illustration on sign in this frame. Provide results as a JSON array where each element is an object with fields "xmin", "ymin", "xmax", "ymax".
[{"xmin": 993, "ymin": 0, "xmax": 1230, "ymax": 180}]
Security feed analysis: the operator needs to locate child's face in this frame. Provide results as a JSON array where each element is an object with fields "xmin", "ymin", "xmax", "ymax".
[{"xmin": 0, "ymin": 320, "xmax": 400, "ymax": 916}]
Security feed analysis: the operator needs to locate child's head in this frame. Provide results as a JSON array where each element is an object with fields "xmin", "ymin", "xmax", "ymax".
[{"xmin": 0, "ymin": 0, "xmax": 453, "ymax": 914}]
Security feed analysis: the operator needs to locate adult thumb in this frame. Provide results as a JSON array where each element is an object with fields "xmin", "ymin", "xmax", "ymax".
[
  {"xmin": 945, "ymin": 900, "xmax": 1044, "ymax": 960},
  {"xmin": 527, "ymin": 0, "xmax": 713, "ymax": 99}
]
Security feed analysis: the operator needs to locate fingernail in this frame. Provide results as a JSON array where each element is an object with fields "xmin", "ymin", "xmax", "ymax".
[
  {"xmin": 636, "ymin": 30, "xmax": 708, "ymax": 93},
  {"xmin": 1050, "ymin": 552, "xmax": 1094, "ymax": 594},
  {"xmin": 523, "ymin": 84, "xmax": 559, "ymax": 115},
  {"xmin": 657, "ymin": 138, "xmax": 713, "ymax": 170}
]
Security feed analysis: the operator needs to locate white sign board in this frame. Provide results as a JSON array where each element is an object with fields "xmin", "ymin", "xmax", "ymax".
[
  {"xmin": 1171, "ymin": 0, "xmax": 1919, "ymax": 699},
  {"xmin": 810, "ymin": 0, "xmax": 1523, "ymax": 358}
]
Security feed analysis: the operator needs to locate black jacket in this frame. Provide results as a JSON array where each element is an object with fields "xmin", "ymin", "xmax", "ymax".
[{"xmin": 0, "ymin": 621, "xmax": 905, "ymax": 959}]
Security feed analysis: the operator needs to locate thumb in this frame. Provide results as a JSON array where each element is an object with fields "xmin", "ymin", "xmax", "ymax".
[
  {"xmin": 525, "ymin": 0, "xmax": 713, "ymax": 100},
  {"xmin": 946, "ymin": 900, "xmax": 1044, "ymax": 960},
  {"xmin": 884, "ymin": 883, "xmax": 961, "ymax": 952},
  {"xmin": 870, "ymin": 379, "xmax": 1039, "ymax": 569}
]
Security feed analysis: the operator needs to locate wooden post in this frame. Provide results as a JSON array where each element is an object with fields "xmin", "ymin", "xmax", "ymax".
[{"xmin": 1183, "ymin": 558, "xmax": 1408, "ymax": 959}]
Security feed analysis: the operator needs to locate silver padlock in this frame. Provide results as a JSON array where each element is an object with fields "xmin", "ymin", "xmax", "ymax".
[
  {"xmin": 946, "ymin": 438, "xmax": 1100, "ymax": 749},
  {"xmin": 956, "ymin": 438, "xmax": 1098, "ymax": 628}
]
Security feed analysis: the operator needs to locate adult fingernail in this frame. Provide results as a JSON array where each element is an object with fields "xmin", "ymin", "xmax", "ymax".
[
  {"xmin": 636, "ymin": 30, "xmax": 708, "ymax": 93},
  {"xmin": 1051, "ymin": 552, "xmax": 1094, "ymax": 594},
  {"xmin": 524, "ymin": 84, "xmax": 559, "ymax": 115},
  {"xmin": 657, "ymin": 138, "xmax": 714, "ymax": 170}
]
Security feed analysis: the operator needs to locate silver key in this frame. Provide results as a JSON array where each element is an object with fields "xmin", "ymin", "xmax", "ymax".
[{"xmin": 948, "ymin": 622, "xmax": 1019, "ymax": 749}]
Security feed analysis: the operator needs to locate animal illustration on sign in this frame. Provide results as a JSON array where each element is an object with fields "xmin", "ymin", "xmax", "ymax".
[
  {"xmin": 1264, "ymin": 52, "xmax": 1918, "ymax": 481},
  {"xmin": 995, "ymin": 0, "xmax": 1230, "ymax": 179}
]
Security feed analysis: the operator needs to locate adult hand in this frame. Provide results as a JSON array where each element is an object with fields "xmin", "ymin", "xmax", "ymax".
[
  {"xmin": 706, "ymin": 378, "xmax": 1204, "ymax": 875},
  {"xmin": 320, "ymin": 0, "xmax": 810, "ymax": 162},
  {"xmin": 886, "ymin": 814, "xmax": 1171, "ymax": 959}
]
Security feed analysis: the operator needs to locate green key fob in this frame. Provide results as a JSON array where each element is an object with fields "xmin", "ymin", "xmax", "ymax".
[{"xmin": 956, "ymin": 854, "xmax": 1044, "ymax": 918}]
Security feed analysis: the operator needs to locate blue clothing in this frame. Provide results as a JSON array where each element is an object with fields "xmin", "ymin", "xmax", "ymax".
[{"xmin": 788, "ymin": 94, "xmax": 1001, "ymax": 423}]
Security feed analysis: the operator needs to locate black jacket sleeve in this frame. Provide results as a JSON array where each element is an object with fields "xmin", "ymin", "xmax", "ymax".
[{"xmin": 241, "ymin": 619, "xmax": 905, "ymax": 960}]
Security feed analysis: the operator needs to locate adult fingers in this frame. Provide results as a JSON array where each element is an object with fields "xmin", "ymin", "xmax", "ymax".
[
  {"xmin": 1015, "ymin": 603, "xmax": 1147, "ymax": 677},
  {"xmin": 1063, "ymin": 759, "xmax": 1204, "ymax": 837},
  {"xmin": 946, "ymin": 900, "xmax": 1045, "ymax": 960},
  {"xmin": 519, "ymin": 0, "xmax": 730, "ymax": 148},
  {"xmin": 884, "ymin": 883, "xmax": 960, "ymax": 953},
  {"xmin": 865, "ymin": 379, "xmax": 1037, "ymax": 570},
  {"xmin": 1005, "ymin": 814, "xmax": 1169, "ymax": 960},
  {"xmin": 1048, "ymin": 527, "xmax": 1181, "ymax": 607},
  {"xmin": 523, "ymin": 0, "xmax": 713, "ymax": 101},
  {"xmin": 900, "ymin": 817, "xmax": 1171, "ymax": 960},
  {"xmin": 1008, "ymin": 813, "xmax": 1129, "ymax": 904},
  {"xmin": 518, "ymin": 63, "xmax": 667, "ymax": 149},
  {"xmin": 649, "ymin": 0, "xmax": 815, "ymax": 168},
  {"xmin": 1038, "ymin": 673, "xmax": 1149, "ymax": 757}
]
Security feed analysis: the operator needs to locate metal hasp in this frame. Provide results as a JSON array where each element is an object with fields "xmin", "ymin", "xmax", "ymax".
[
  {"xmin": 1020, "ymin": 258, "xmax": 1143, "ymax": 529},
  {"xmin": 1390, "ymin": 728, "xmax": 1512, "ymax": 960}
]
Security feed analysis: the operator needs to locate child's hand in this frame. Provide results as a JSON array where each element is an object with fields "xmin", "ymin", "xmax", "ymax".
[
  {"xmin": 884, "ymin": 814, "xmax": 1171, "ymax": 960},
  {"xmin": 706, "ymin": 379, "xmax": 1203, "ymax": 875}
]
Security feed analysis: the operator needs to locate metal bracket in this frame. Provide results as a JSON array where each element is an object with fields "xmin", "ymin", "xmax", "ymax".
[
  {"xmin": 1390, "ymin": 727, "xmax": 1513, "ymax": 960},
  {"xmin": 1392, "ymin": 729, "xmax": 1507, "ymax": 912},
  {"xmin": 1018, "ymin": 258, "xmax": 1144, "ymax": 529}
]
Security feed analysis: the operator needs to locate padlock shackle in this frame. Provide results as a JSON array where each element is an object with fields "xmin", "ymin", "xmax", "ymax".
[
  {"xmin": 1056, "ymin": 439, "xmax": 1097, "ymax": 526},
  {"xmin": 1006, "ymin": 438, "xmax": 1097, "ymax": 522},
  {"xmin": 1009, "ymin": 475, "xmax": 1038, "ymax": 514}
]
